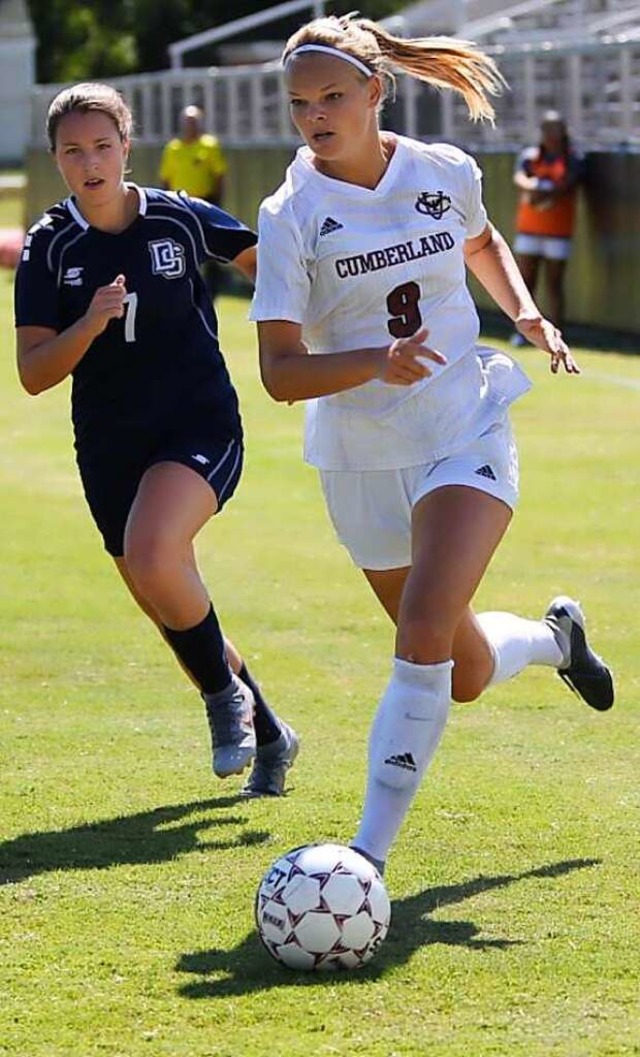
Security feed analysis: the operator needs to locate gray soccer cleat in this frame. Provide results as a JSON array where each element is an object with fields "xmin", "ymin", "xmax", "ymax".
[
  {"xmin": 241, "ymin": 721, "xmax": 300, "ymax": 797},
  {"xmin": 544, "ymin": 596, "xmax": 614, "ymax": 712},
  {"xmin": 204, "ymin": 676, "xmax": 257, "ymax": 778}
]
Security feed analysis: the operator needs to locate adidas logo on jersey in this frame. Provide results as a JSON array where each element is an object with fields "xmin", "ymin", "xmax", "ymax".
[
  {"xmin": 475, "ymin": 464, "xmax": 497, "ymax": 480},
  {"xmin": 384, "ymin": 752, "xmax": 417, "ymax": 772},
  {"xmin": 319, "ymin": 216, "xmax": 344, "ymax": 237}
]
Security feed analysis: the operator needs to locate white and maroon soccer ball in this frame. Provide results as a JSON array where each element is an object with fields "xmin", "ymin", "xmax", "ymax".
[{"xmin": 255, "ymin": 843, "xmax": 391, "ymax": 971}]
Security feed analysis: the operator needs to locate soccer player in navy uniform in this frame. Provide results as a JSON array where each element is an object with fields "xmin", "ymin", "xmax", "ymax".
[{"xmin": 14, "ymin": 82, "xmax": 298, "ymax": 797}]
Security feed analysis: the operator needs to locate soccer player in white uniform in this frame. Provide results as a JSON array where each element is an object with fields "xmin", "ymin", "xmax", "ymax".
[{"xmin": 250, "ymin": 15, "xmax": 614, "ymax": 874}]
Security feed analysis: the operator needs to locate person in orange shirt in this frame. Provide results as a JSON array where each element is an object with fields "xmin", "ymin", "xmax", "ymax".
[{"xmin": 511, "ymin": 112, "xmax": 584, "ymax": 344}]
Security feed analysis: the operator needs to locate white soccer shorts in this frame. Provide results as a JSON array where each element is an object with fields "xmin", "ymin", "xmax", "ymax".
[
  {"xmin": 319, "ymin": 416, "xmax": 520, "ymax": 570},
  {"xmin": 513, "ymin": 233, "xmax": 572, "ymax": 261}
]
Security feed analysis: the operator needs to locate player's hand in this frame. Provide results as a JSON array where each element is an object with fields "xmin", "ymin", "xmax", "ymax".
[
  {"xmin": 514, "ymin": 314, "xmax": 580, "ymax": 375},
  {"xmin": 84, "ymin": 275, "xmax": 128, "ymax": 336},
  {"xmin": 376, "ymin": 326, "xmax": 447, "ymax": 386}
]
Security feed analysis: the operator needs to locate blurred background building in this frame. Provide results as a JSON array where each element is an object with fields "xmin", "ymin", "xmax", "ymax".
[
  {"xmin": 0, "ymin": 0, "xmax": 36, "ymax": 164},
  {"xmin": 19, "ymin": 0, "xmax": 640, "ymax": 155}
]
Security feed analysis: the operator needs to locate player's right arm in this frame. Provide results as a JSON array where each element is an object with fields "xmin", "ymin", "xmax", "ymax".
[
  {"xmin": 252, "ymin": 200, "xmax": 444, "ymax": 403},
  {"xmin": 17, "ymin": 276, "xmax": 127, "ymax": 395},
  {"xmin": 257, "ymin": 319, "xmax": 443, "ymax": 403}
]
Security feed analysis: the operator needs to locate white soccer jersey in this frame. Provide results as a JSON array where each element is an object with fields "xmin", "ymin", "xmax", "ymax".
[{"xmin": 250, "ymin": 136, "xmax": 530, "ymax": 470}]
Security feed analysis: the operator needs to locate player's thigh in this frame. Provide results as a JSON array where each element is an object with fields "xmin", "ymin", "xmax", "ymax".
[
  {"xmin": 399, "ymin": 486, "xmax": 512, "ymax": 645},
  {"xmin": 319, "ymin": 465, "xmax": 414, "ymax": 571},
  {"xmin": 125, "ymin": 433, "xmax": 243, "ymax": 557},
  {"xmin": 77, "ymin": 449, "xmax": 145, "ymax": 558},
  {"xmin": 403, "ymin": 420, "xmax": 518, "ymax": 625},
  {"xmin": 326, "ymin": 419, "xmax": 517, "ymax": 637},
  {"xmin": 124, "ymin": 461, "xmax": 217, "ymax": 561},
  {"xmin": 362, "ymin": 566, "xmax": 409, "ymax": 623}
]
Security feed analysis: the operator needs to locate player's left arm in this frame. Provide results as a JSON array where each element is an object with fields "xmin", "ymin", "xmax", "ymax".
[
  {"xmin": 464, "ymin": 223, "xmax": 579, "ymax": 374},
  {"xmin": 180, "ymin": 192, "xmax": 256, "ymax": 269},
  {"xmin": 232, "ymin": 245, "xmax": 256, "ymax": 285}
]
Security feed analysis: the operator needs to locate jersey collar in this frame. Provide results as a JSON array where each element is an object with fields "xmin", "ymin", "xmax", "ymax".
[
  {"xmin": 66, "ymin": 183, "xmax": 147, "ymax": 230},
  {"xmin": 296, "ymin": 138, "xmax": 404, "ymax": 198}
]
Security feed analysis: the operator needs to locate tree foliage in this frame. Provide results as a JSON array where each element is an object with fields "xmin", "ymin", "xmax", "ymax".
[{"xmin": 27, "ymin": 0, "xmax": 408, "ymax": 83}]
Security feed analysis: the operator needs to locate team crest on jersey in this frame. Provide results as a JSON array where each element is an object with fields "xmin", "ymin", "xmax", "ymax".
[
  {"xmin": 148, "ymin": 238, "xmax": 186, "ymax": 279},
  {"xmin": 415, "ymin": 191, "xmax": 451, "ymax": 219}
]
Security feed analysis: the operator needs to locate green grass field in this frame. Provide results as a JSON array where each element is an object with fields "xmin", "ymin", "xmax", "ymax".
[
  {"xmin": 1, "ymin": 272, "xmax": 638, "ymax": 1057},
  {"xmin": 0, "ymin": 180, "xmax": 24, "ymax": 228}
]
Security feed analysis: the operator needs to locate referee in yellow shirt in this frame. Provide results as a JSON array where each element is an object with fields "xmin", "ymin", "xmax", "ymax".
[{"xmin": 160, "ymin": 105, "xmax": 228, "ymax": 299}]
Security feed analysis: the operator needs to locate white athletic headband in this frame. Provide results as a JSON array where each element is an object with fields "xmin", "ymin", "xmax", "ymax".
[{"xmin": 284, "ymin": 44, "xmax": 374, "ymax": 78}]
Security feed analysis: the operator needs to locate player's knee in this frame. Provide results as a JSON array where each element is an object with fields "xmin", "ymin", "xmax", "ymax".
[{"xmin": 124, "ymin": 535, "xmax": 174, "ymax": 596}]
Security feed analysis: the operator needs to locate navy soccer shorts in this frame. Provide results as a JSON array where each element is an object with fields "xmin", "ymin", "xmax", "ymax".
[{"xmin": 77, "ymin": 430, "xmax": 244, "ymax": 557}]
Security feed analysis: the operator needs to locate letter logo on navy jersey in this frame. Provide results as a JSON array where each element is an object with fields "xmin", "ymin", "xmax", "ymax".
[
  {"xmin": 415, "ymin": 191, "xmax": 451, "ymax": 219},
  {"xmin": 148, "ymin": 238, "xmax": 186, "ymax": 279},
  {"xmin": 63, "ymin": 266, "xmax": 84, "ymax": 286}
]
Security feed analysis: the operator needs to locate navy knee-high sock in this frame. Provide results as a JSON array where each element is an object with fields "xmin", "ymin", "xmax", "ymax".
[
  {"xmin": 162, "ymin": 605, "xmax": 232, "ymax": 695},
  {"xmin": 238, "ymin": 663, "xmax": 282, "ymax": 745}
]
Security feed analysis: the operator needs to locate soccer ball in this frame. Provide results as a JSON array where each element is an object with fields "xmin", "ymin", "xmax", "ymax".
[{"xmin": 255, "ymin": 842, "xmax": 391, "ymax": 971}]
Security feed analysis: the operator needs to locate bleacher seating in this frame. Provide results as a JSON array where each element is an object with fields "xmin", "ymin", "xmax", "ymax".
[{"xmin": 27, "ymin": 0, "xmax": 640, "ymax": 152}]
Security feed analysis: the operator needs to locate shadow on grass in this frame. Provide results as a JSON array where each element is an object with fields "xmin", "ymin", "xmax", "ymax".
[
  {"xmin": 0, "ymin": 796, "xmax": 269, "ymax": 885},
  {"xmin": 175, "ymin": 857, "xmax": 601, "ymax": 997}
]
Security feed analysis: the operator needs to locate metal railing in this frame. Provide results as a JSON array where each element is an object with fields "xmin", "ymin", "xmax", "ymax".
[
  {"xmin": 168, "ymin": 0, "xmax": 325, "ymax": 68},
  {"xmin": 30, "ymin": 36, "xmax": 640, "ymax": 153}
]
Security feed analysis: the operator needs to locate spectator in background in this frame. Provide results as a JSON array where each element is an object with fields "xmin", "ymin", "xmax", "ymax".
[
  {"xmin": 511, "ymin": 111, "xmax": 584, "ymax": 346},
  {"xmin": 160, "ymin": 105, "xmax": 228, "ymax": 300}
]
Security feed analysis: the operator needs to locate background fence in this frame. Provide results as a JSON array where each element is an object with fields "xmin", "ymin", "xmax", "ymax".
[
  {"xmin": 24, "ymin": 32, "xmax": 640, "ymax": 337},
  {"xmin": 29, "ymin": 37, "xmax": 640, "ymax": 153}
]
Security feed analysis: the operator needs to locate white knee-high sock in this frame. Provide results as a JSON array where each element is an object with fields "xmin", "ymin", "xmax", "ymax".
[
  {"xmin": 476, "ymin": 611, "xmax": 563, "ymax": 687},
  {"xmin": 351, "ymin": 657, "xmax": 452, "ymax": 866}
]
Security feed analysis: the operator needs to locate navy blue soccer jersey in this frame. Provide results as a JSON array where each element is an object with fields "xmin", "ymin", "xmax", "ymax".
[{"xmin": 14, "ymin": 186, "xmax": 256, "ymax": 453}]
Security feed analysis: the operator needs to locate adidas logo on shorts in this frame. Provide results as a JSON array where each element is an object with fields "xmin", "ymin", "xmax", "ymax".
[
  {"xmin": 475, "ymin": 464, "xmax": 497, "ymax": 481},
  {"xmin": 319, "ymin": 216, "xmax": 344, "ymax": 237}
]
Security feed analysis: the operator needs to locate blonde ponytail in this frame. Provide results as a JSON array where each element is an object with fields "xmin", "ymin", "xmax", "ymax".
[{"xmin": 283, "ymin": 14, "xmax": 505, "ymax": 123}]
